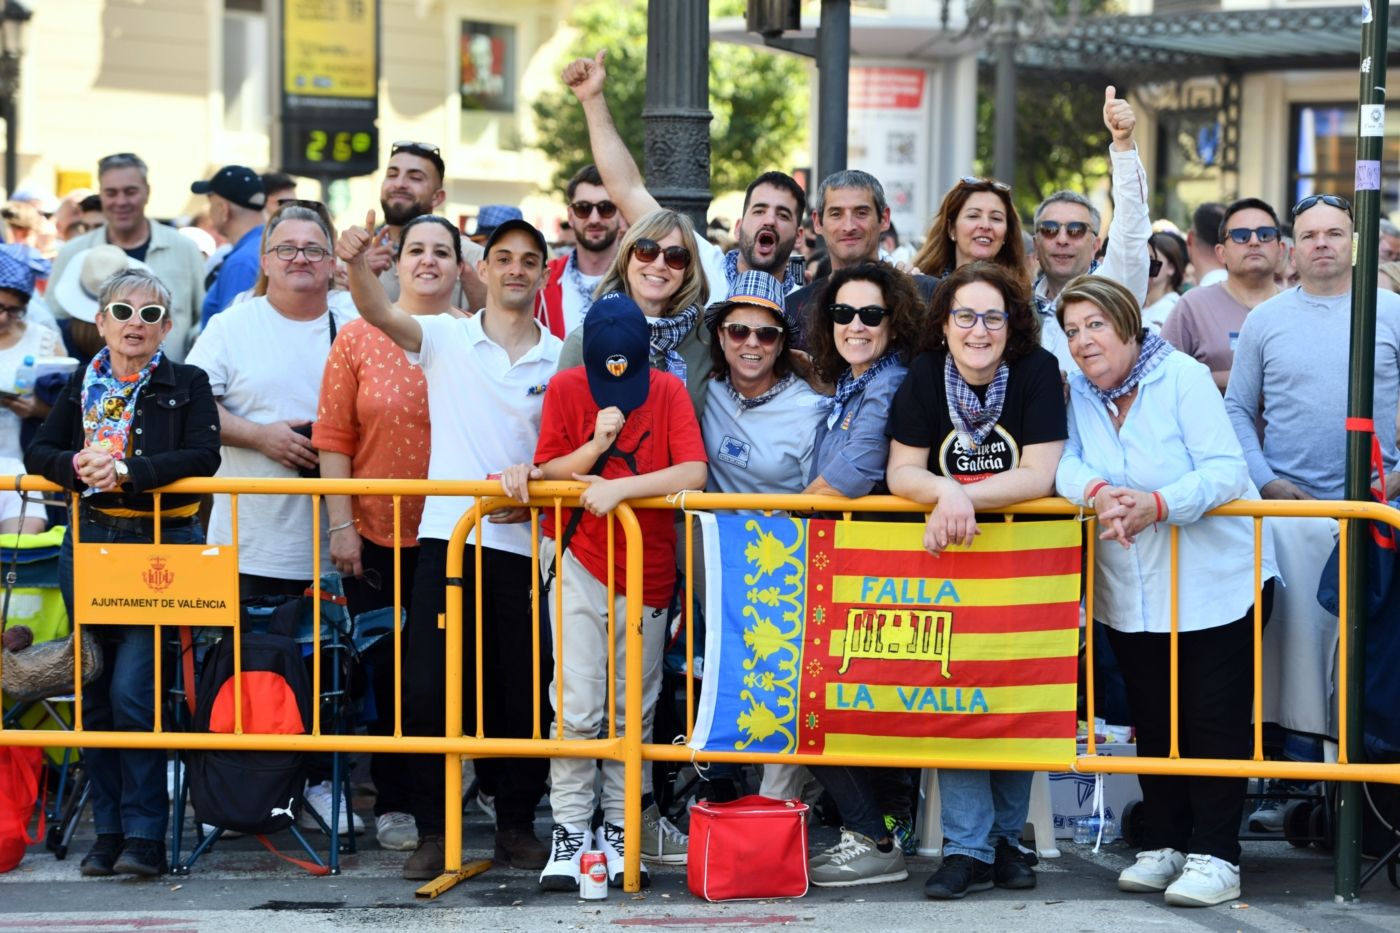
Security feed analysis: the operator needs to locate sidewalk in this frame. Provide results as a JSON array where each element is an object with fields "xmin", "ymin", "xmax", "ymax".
[{"xmin": 3, "ymin": 793, "xmax": 1399, "ymax": 933}]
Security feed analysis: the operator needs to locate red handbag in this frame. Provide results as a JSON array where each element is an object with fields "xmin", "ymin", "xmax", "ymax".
[{"xmin": 687, "ymin": 795, "xmax": 809, "ymax": 901}]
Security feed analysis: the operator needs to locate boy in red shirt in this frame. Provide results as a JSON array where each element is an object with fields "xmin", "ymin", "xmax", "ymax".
[{"xmin": 530, "ymin": 292, "xmax": 707, "ymax": 890}]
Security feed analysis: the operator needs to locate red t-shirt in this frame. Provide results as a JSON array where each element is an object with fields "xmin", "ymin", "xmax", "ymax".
[{"xmin": 535, "ymin": 367, "xmax": 707, "ymax": 607}]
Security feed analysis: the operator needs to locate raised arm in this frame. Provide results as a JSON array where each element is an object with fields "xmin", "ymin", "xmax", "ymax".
[
  {"xmin": 337, "ymin": 209, "xmax": 424, "ymax": 352},
  {"xmin": 563, "ymin": 49, "xmax": 662, "ymax": 224},
  {"xmin": 1098, "ymin": 86, "xmax": 1152, "ymax": 306}
]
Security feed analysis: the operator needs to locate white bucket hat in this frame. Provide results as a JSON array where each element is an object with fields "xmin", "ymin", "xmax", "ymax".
[{"xmin": 54, "ymin": 245, "xmax": 152, "ymax": 323}]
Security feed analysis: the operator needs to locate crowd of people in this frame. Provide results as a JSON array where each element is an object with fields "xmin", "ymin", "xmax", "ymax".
[{"xmin": 0, "ymin": 48, "xmax": 1390, "ymax": 911}]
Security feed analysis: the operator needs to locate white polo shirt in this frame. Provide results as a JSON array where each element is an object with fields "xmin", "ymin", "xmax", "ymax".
[{"xmin": 407, "ymin": 311, "xmax": 562, "ymax": 556}]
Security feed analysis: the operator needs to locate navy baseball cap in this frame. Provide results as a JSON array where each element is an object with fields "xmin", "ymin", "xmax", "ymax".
[
  {"xmin": 583, "ymin": 292, "xmax": 651, "ymax": 414},
  {"xmin": 191, "ymin": 165, "xmax": 266, "ymax": 211}
]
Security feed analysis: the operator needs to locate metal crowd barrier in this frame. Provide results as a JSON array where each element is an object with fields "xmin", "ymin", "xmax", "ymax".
[{"xmin": 1, "ymin": 476, "xmax": 1397, "ymax": 898}]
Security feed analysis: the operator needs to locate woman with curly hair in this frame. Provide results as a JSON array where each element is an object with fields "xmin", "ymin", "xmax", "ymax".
[
  {"xmin": 911, "ymin": 177, "xmax": 1027, "ymax": 283},
  {"xmin": 884, "ymin": 261, "xmax": 1066, "ymax": 899},
  {"xmin": 801, "ymin": 261, "xmax": 924, "ymax": 889},
  {"xmin": 802, "ymin": 262, "xmax": 924, "ymax": 501}
]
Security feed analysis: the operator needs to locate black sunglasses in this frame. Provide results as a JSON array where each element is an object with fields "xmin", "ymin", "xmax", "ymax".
[
  {"xmin": 570, "ymin": 199, "xmax": 618, "ymax": 220},
  {"xmin": 959, "ymin": 175, "xmax": 1011, "ymax": 193},
  {"xmin": 828, "ymin": 303, "xmax": 888, "ymax": 327},
  {"xmin": 105, "ymin": 302, "xmax": 167, "ymax": 324},
  {"xmin": 1036, "ymin": 220, "xmax": 1093, "ymax": 240},
  {"xmin": 631, "ymin": 239, "xmax": 691, "ymax": 271},
  {"xmin": 1292, "ymin": 194, "xmax": 1352, "ymax": 218},
  {"xmin": 719, "ymin": 322, "xmax": 784, "ymax": 346},
  {"xmin": 1226, "ymin": 225, "xmax": 1280, "ymax": 245},
  {"xmin": 1148, "ymin": 258, "xmax": 1163, "ymax": 278}
]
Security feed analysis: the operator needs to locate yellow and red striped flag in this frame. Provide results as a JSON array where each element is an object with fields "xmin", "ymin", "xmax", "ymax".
[{"xmin": 689, "ymin": 514, "xmax": 1081, "ymax": 764}]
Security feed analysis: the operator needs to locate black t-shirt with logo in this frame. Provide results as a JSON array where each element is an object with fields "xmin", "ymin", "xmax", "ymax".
[{"xmin": 886, "ymin": 346, "xmax": 1067, "ymax": 482}]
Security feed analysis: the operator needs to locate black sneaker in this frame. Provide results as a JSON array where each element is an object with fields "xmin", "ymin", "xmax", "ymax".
[
  {"xmin": 993, "ymin": 840, "xmax": 1037, "ymax": 889},
  {"xmin": 113, "ymin": 837, "xmax": 166, "ymax": 877},
  {"xmin": 924, "ymin": 853, "xmax": 994, "ymax": 899},
  {"xmin": 79, "ymin": 833, "xmax": 123, "ymax": 877}
]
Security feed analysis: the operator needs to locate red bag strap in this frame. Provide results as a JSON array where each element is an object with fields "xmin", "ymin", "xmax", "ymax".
[
  {"xmin": 178, "ymin": 626, "xmax": 197, "ymax": 717},
  {"xmin": 253, "ymin": 833, "xmax": 330, "ymax": 876},
  {"xmin": 1345, "ymin": 417, "xmax": 1397, "ymax": 550}
]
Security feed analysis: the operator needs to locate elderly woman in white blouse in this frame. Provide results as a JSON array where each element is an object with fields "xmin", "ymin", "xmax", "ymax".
[{"xmin": 1054, "ymin": 275, "xmax": 1277, "ymax": 910}]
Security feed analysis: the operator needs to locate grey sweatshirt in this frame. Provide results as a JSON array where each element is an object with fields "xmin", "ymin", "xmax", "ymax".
[{"xmin": 1224, "ymin": 285, "xmax": 1400, "ymax": 500}]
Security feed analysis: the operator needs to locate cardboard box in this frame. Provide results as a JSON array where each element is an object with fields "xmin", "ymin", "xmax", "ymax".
[{"xmin": 1048, "ymin": 742, "xmax": 1143, "ymax": 840}]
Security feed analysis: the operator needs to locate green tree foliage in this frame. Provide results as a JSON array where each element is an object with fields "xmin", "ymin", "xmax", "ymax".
[
  {"xmin": 531, "ymin": 0, "xmax": 807, "ymax": 196},
  {"xmin": 970, "ymin": 0, "xmax": 1122, "ymax": 218}
]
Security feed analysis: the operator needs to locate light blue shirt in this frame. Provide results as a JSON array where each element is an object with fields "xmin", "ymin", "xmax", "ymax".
[
  {"xmin": 1057, "ymin": 351, "xmax": 1277, "ymax": 633},
  {"xmin": 809, "ymin": 362, "xmax": 907, "ymax": 498}
]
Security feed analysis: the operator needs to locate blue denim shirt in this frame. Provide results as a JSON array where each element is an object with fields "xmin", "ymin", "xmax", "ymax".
[{"xmin": 808, "ymin": 361, "xmax": 908, "ymax": 498}]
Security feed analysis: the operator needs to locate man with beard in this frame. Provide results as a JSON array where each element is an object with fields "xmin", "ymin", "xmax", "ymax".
[
  {"xmin": 535, "ymin": 164, "xmax": 621, "ymax": 338},
  {"xmin": 368, "ymin": 141, "xmax": 485, "ymax": 309},
  {"xmin": 561, "ymin": 50, "xmax": 804, "ymax": 306}
]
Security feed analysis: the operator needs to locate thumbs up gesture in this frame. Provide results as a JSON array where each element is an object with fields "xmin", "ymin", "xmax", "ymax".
[
  {"xmin": 1102, "ymin": 86, "xmax": 1136, "ymax": 149},
  {"xmin": 337, "ymin": 209, "xmax": 380, "ymax": 267},
  {"xmin": 563, "ymin": 49, "xmax": 608, "ymax": 102}
]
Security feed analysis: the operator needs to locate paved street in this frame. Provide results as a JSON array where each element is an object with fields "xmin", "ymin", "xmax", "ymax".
[{"xmin": 2, "ymin": 790, "xmax": 1399, "ymax": 933}]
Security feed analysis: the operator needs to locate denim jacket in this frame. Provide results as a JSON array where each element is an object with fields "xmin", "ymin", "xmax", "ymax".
[{"xmin": 26, "ymin": 355, "xmax": 221, "ymax": 511}]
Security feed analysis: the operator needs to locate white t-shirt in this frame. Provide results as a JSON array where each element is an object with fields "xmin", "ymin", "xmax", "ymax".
[
  {"xmin": 559, "ymin": 260, "xmax": 604, "ymax": 336},
  {"xmin": 0, "ymin": 455, "xmax": 27, "ymax": 525},
  {"xmin": 186, "ymin": 295, "xmax": 359, "ymax": 578},
  {"xmin": 0, "ymin": 322, "xmax": 61, "ymax": 461},
  {"xmin": 407, "ymin": 311, "xmax": 562, "ymax": 556},
  {"xmin": 696, "ymin": 238, "xmax": 736, "ymax": 306}
]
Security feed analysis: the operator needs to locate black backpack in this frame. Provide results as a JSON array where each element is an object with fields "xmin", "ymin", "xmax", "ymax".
[{"xmin": 186, "ymin": 596, "xmax": 314, "ymax": 836}]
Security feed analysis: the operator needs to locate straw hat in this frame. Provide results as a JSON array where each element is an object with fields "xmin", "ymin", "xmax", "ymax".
[{"xmin": 53, "ymin": 245, "xmax": 152, "ymax": 323}]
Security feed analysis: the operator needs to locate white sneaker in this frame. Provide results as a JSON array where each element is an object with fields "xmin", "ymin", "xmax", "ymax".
[
  {"xmin": 375, "ymin": 811, "xmax": 419, "ymax": 851},
  {"xmin": 538, "ymin": 822, "xmax": 588, "ymax": 892},
  {"xmin": 1118, "ymin": 847, "xmax": 1186, "ymax": 892},
  {"xmin": 1163, "ymin": 853, "xmax": 1241, "ymax": 907},
  {"xmin": 199, "ymin": 823, "xmax": 244, "ymax": 839},
  {"xmin": 809, "ymin": 829, "xmax": 908, "ymax": 887},
  {"xmin": 298, "ymin": 780, "xmax": 365, "ymax": 835},
  {"xmin": 474, "ymin": 790, "xmax": 496, "ymax": 823},
  {"xmin": 639, "ymin": 803, "xmax": 688, "ymax": 865},
  {"xmin": 597, "ymin": 821, "xmax": 650, "ymax": 888}
]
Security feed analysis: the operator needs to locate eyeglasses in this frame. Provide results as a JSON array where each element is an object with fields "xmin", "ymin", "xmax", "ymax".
[
  {"xmin": 631, "ymin": 239, "xmax": 691, "ymax": 271},
  {"xmin": 104, "ymin": 302, "xmax": 166, "ymax": 324},
  {"xmin": 719, "ymin": 322, "xmax": 784, "ymax": 346},
  {"xmin": 959, "ymin": 176, "xmax": 1011, "ymax": 193},
  {"xmin": 267, "ymin": 244, "xmax": 331, "ymax": 262},
  {"xmin": 0, "ymin": 303, "xmax": 26, "ymax": 317},
  {"xmin": 1148, "ymin": 258, "xmax": 1163, "ymax": 278},
  {"xmin": 391, "ymin": 140, "xmax": 441, "ymax": 159},
  {"xmin": 1292, "ymin": 194, "xmax": 1352, "ymax": 218},
  {"xmin": 950, "ymin": 308, "xmax": 1009, "ymax": 331},
  {"xmin": 1226, "ymin": 225, "xmax": 1281, "ymax": 245},
  {"xmin": 570, "ymin": 199, "xmax": 618, "ymax": 220},
  {"xmin": 1036, "ymin": 220, "xmax": 1093, "ymax": 240},
  {"xmin": 828, "ymin": 303, "xmax": 888, "ymax": 327}
]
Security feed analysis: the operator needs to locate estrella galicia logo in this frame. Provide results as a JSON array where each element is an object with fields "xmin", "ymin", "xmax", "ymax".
[{"xmin": 717, "ymin": 435, "xmax": 751, "ymax": 469}]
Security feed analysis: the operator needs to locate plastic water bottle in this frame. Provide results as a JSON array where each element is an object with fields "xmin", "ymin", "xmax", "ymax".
[
  {"xmin": 1072, "ymin": 815, "xmax": 1118, "ymax": 844},
  {"xmin": 12, "ymin": 355, "xmax": 35, "ymax": 396}
]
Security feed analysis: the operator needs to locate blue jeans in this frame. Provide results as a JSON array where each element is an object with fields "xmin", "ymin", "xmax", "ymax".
[
  {"xmin": 59, "ymin": 517, "xmax": 204, "ymax": 841},
  {"xmin": 938, "ymin": 769, "xmax": 1033, "ymax": 863}
]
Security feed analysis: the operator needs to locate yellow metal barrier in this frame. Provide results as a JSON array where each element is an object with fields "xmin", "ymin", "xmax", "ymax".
[{"xmin": 3, "ymin": 475, "xmax": 1400, "ymax": 898}]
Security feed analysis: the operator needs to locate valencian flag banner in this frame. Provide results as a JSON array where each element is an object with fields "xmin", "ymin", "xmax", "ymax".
[{"xmin": 690, "ymin": 514, "xmax": 1081, "ymax": 764}]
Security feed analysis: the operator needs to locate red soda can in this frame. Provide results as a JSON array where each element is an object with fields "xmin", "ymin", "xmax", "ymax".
[{"xmin": 579, "ymin": 849, "xmax": 609, "ymax": 899}]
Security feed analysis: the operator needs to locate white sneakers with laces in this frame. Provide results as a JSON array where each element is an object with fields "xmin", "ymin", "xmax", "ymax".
[
  {"xmin": 1117, "ymin": 847, "xmax": 1186, "ymax": 892},
  {"xmin": 597, "ymin": 821, "xmax": 651, "ymax": 888},
  {"xmin": 1163, "ymin": 853, "xmax": 1241, "ymax": 907},
  {"xmin": 538, "ymin": 823, "xmax": 588, "ymax": 892},
  {"xmin": 299, "ymin": 780, "xmax": 364, "ymax": 834},
  {"xmin": 374, "ymin": 811, "xmax": 419, "ymax": 851}
]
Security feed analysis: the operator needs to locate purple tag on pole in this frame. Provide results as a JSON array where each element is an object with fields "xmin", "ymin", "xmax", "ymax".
[{"xmin": 1357, "ymin": 160, "xmax": 1382, "ymax": 191}]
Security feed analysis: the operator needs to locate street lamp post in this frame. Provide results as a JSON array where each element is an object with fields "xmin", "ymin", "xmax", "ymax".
[{"xmin": 0, "ymin": 1, "xmax": 31, "ymax": 198}]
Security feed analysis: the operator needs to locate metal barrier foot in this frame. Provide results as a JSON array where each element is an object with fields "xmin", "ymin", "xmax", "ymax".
[{"xmin": 413, "ymin": 859, "xmax": 492, "ymax": 899}]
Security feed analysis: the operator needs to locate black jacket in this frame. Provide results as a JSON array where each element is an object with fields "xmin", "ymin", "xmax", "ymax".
[{"xmin": 25, "ymin": 355, "xmax": 221, "ymax": 511}]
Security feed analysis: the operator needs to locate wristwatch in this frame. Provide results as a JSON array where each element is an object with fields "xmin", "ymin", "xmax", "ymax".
[{"xmin": 113, "ymin": 460, "xmax": 129, "ymax": 484}]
